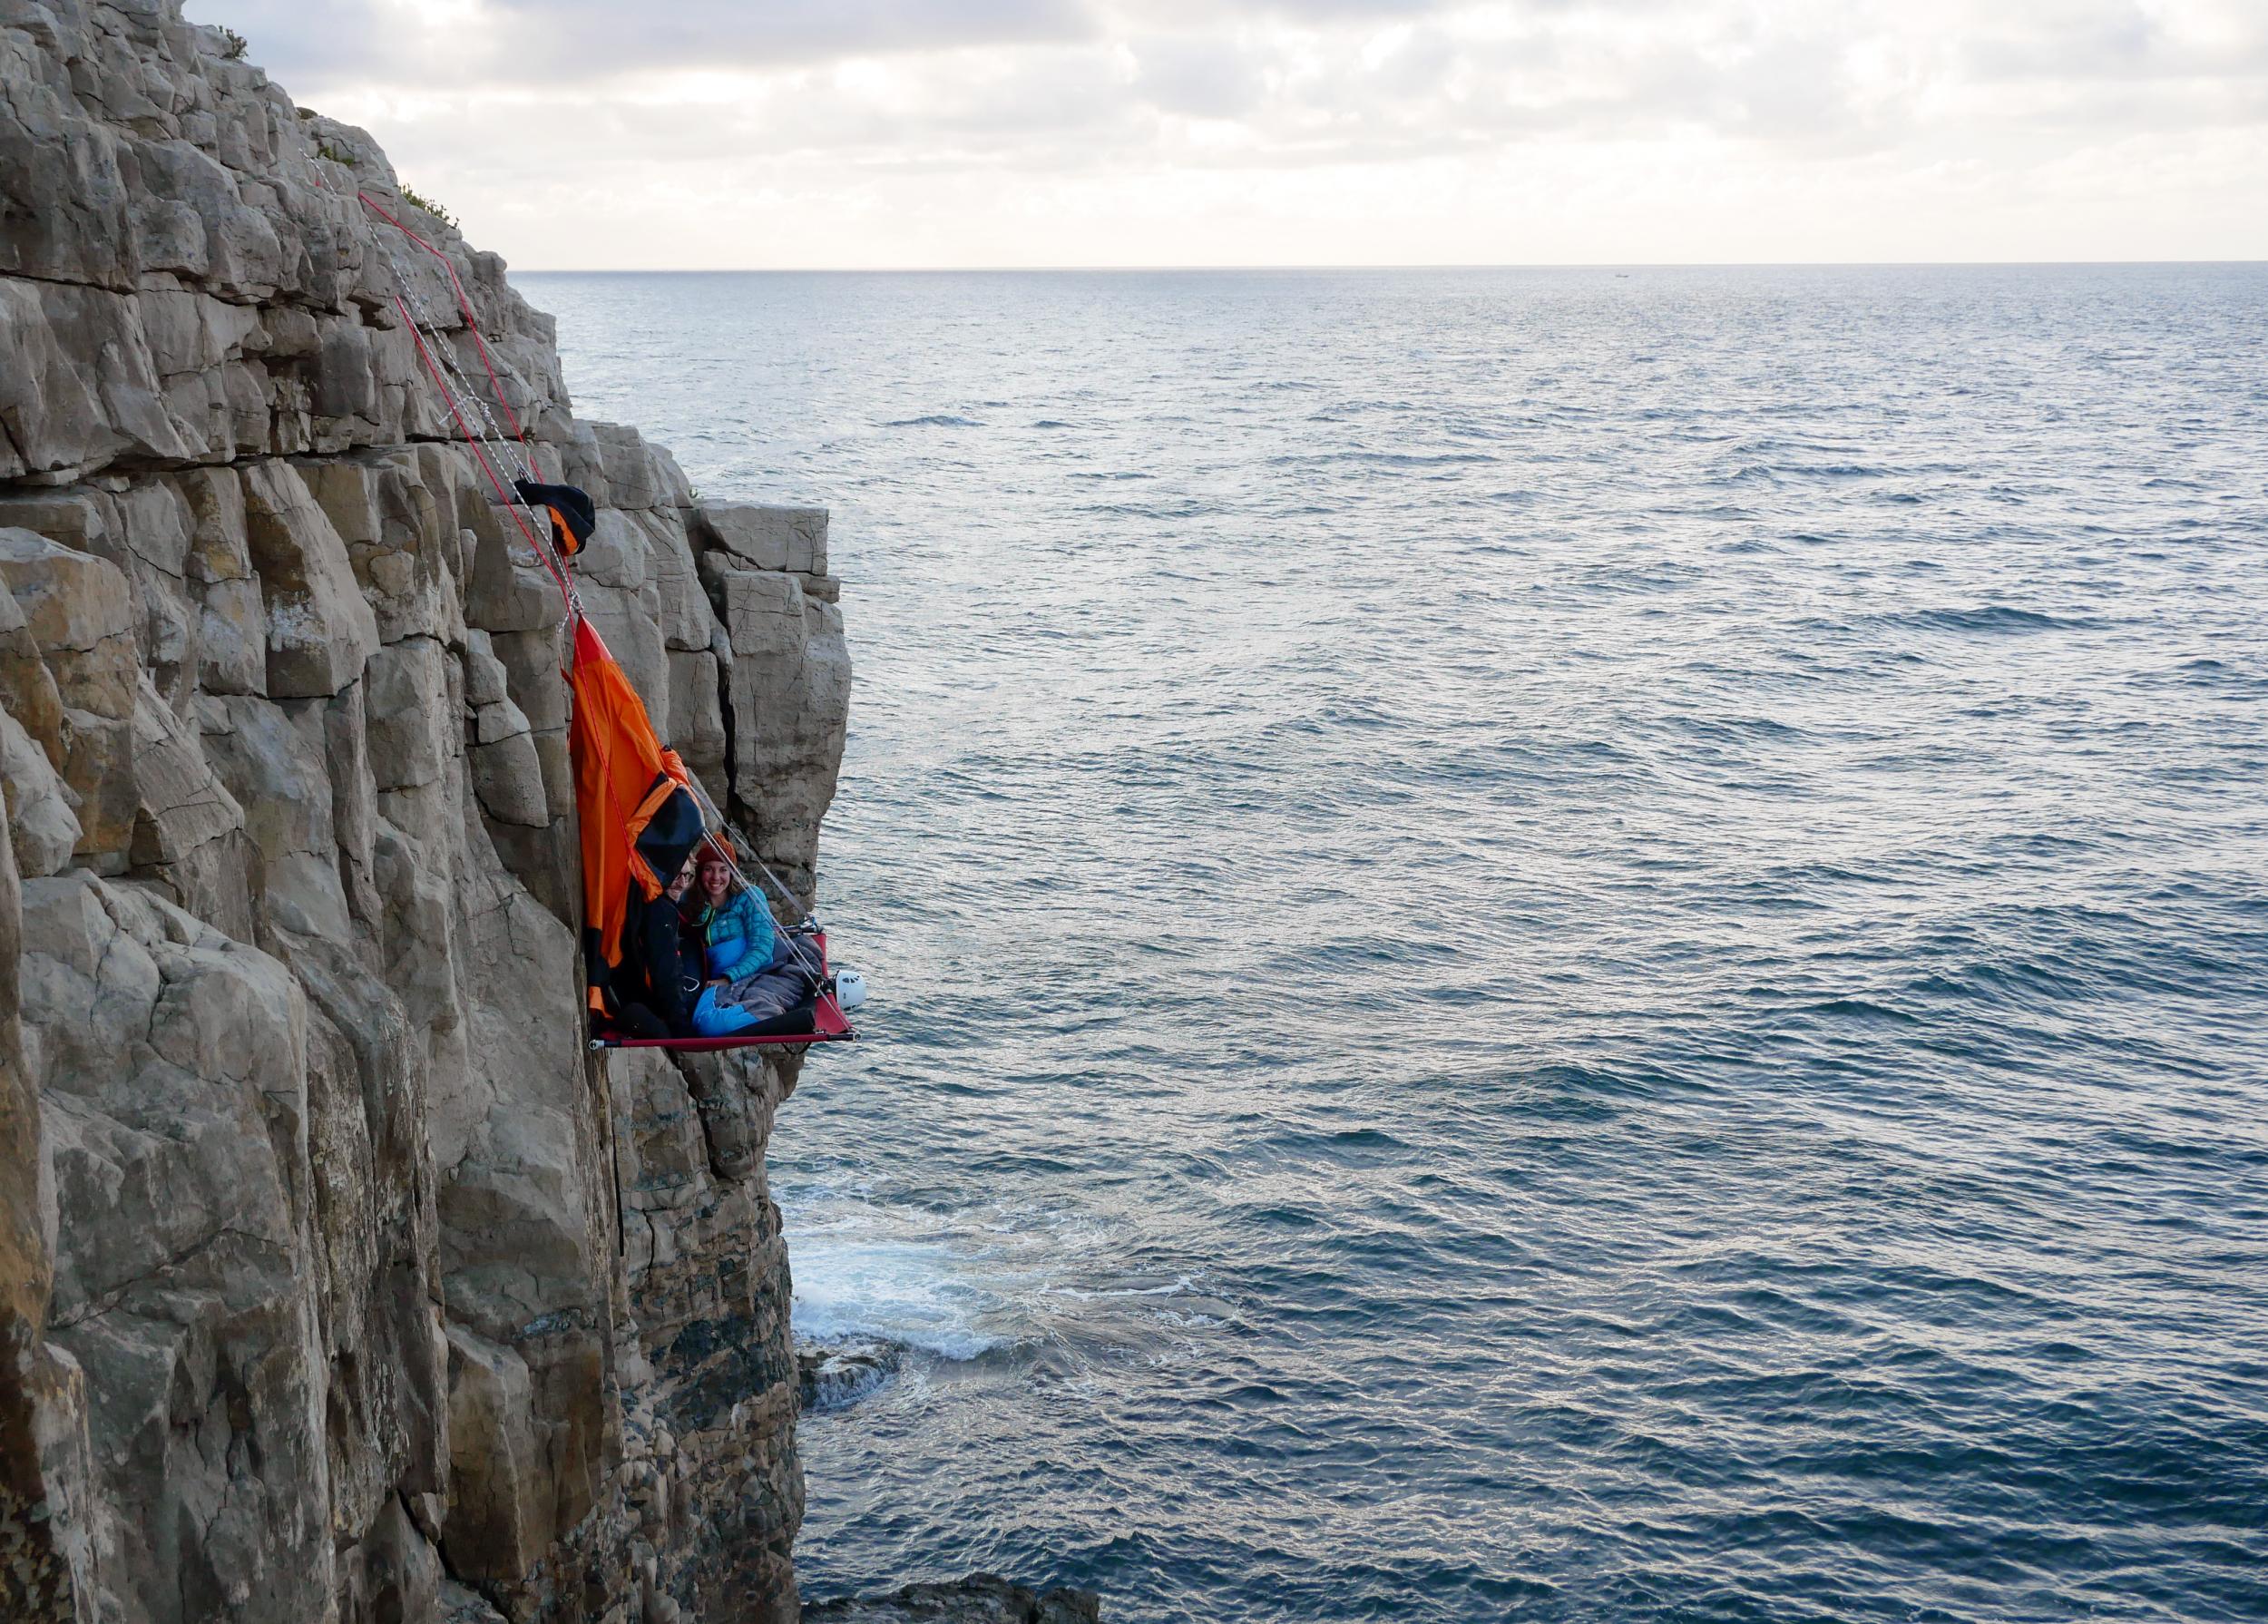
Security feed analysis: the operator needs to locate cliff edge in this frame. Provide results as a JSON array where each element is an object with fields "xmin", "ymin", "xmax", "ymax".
[{"xmin": 0, "ymin": 3, "xmax": 851, "ymax": 1619}]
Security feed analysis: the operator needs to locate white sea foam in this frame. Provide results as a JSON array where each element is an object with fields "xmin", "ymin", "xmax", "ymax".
[
  {"xmin": 782, "ymin": 1188, "xmax": 1174, "ymax": 1360},
  {"xmin": 1037, "ymin": 1275, "xmax": 1199, "ymax": 1302},
  {"xmin": 788, "ymin": 1234, "xmax": 1012, "ymax": 1359}
]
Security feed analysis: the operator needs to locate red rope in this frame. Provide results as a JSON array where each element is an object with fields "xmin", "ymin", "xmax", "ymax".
[
  {"xmin": 396, "ymin": 295, "xmax": 572, "ymax": 605},
  {"xmin": 358, "ymin": 190, "xmax": 541, "ymax": 480}
]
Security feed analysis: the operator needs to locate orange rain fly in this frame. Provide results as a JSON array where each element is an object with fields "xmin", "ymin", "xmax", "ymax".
[{"xmin": 568, "ymin": 617, "xmax": 699, "ymax": 997}]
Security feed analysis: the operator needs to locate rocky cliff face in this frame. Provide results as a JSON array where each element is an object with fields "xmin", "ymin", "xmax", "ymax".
[{"xmin": 0, "ymin": 4, "xmax": 852, "ymax": 1619}]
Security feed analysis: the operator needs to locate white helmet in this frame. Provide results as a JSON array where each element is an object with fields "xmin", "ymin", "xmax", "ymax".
[{"xmin": 833, "ymin": 967, "xmax": 868, "ymax": 1011}]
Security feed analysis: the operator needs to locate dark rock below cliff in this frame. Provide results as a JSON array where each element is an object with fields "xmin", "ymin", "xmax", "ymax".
[
  {"xmin": 807, "ymin": 1573, "xmax": 1104, "ymax": 1624},
  {"xmin": 797, "ymin": 1338, "xmax": 904, "ymax": 1412}
]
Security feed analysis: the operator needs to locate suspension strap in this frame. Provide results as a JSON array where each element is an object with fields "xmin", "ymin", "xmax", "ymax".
[
  {"xmin": 683, "ymin": 777, "xmax": 829, "ymax": 985},
  {"xmin": 357, "ymin": 191, "xmax": 540, "ymax": 476},
  {"xmin": 396, "ymin": 304, "xmax": 572, "ymax": 602},
  {"xmin": 359, "ymin": 191, "xmax": 580, "ymax": 618}
]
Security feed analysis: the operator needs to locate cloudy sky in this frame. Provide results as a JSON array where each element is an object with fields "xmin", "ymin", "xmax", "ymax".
[{"xmin": 184, "ymin": 0, "xmax": 2268, "ymax": 269}]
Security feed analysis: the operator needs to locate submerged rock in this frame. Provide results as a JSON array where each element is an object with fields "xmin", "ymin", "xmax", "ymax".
[
  {"xmin": 807, "ymin": 1573, "xmax": 1105, "ymax": 1624},
  {"xmin": 797, "ymin": 1338, "xmax": 905, "ymax": 1413}
]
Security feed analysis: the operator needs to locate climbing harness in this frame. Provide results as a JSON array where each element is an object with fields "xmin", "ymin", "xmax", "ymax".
[{"xmin": 359, "ymin": 191, "xmax": 855, "ymax": 1055}]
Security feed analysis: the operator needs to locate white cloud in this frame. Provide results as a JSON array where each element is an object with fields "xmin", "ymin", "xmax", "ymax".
[{"xmin": 185, "ymin": 0, "xmax": 2268, "ymax": 266}]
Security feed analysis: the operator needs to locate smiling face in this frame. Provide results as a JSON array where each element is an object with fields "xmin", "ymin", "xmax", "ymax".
[
  {"xmin": 667, "ymin": 856, "xmax": 696, "ymax": 902},
  {"xmin": 699, "ymin": 855, "xmax": 732, "ymax": 906}
]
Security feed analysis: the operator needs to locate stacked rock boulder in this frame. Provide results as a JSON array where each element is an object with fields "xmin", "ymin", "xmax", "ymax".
[{"xmin": 0, "ymin": 4, "xmax": 851, "ymax": 1621}]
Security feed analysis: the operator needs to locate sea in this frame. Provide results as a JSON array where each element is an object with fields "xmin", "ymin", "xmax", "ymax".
[{"xmin": 523, "ymin": 266, "xmax": 2268, "ymax": 1623}]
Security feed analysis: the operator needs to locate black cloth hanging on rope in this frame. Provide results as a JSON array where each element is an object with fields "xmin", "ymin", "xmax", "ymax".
[{"xmin": 514, "ymin": 477, "xmax": 598, "ymax": 558}]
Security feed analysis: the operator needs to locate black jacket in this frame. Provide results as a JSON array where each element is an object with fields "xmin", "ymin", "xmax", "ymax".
[{"xmin": 611, "ymin": 890, "xmax": 697, "ymax": 1037}]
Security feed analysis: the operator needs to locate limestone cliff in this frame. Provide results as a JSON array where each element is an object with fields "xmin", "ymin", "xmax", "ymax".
[{"xmin": 0, "ymin": 3, "xmax": 853, "ymax": 1619}]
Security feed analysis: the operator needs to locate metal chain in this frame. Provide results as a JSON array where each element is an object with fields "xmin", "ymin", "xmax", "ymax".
[
  {"xmin": 374, "ymin": 231, "xmax": 590, "ymax": 617},
  {"xmin": 373, "ymin": 230, "xmax": 541, "ymax": 486}
]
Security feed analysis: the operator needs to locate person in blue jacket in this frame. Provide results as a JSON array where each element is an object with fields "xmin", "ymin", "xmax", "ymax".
[
  {"xmin": 683, "ymin": 843, "xmax": 816, "ymax": 1036},
  {"xmin": 689, "ymin": 845, "xmax": 775, "ymax": 983}
]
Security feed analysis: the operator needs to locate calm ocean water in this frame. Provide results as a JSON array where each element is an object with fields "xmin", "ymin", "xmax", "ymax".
[{"xmin": 525, "ymin": 266, "xmax": 2268, "ymax": 1623}]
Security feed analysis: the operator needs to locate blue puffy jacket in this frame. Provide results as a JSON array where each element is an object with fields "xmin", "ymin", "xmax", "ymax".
[{"xmin": 691, "ymin": 888, "xmax": 776, "ymax": 982}]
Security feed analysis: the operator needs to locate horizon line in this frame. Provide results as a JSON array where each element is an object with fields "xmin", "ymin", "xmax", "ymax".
[{"xmin": 512, "ymin": 257, "xmax": 2266, "ymax": 276}]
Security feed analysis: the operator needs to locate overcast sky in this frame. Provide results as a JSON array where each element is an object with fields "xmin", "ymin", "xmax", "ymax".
[{"xmin": 185, "ymin": 0, "xmax": 2268, "ymax": 269}]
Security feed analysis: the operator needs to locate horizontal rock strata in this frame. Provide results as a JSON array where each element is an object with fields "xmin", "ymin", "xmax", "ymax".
[{"xmin": 0, "ymin": 3, "xmax": 850, "ymax": 1620}]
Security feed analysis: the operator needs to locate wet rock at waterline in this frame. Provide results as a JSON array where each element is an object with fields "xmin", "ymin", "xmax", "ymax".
[
  {"xmin": 797, "ymin": 1338, "xmax": 906, "ymax": 1414},
  {"xmin": 805, "ymin": 1574, "xmax": 1105, "ymax": 1624},
  {"xmin": 0, "ymin": 4, "xmax": 849, "ymax": 1619}
]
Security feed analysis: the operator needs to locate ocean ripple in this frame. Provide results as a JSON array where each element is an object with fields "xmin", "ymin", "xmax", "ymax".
[{"xmin": 533, "ymin": 263, "xmax": 2268, "ymax": 1624}]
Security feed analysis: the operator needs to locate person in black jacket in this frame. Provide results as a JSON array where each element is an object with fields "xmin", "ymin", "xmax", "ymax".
[{"xmin": 610, "ymin": 856, "xmax": 700, "ymax": 1038}]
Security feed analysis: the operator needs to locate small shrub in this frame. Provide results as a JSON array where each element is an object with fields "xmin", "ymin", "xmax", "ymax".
[
  {"xmin": 218, "ymin": 25, "xmax": 248, "ymax": 59},
  {"xmin": 398, "ymin": 184, "xmax": 457, "ymax": 230},
  {"xmin": 316, "ymin": 141, "xmax": 357, "ymax": 168}
]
